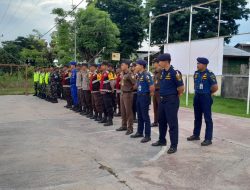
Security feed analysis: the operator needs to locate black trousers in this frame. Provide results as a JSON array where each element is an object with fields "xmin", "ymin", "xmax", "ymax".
[{"xmin": 102, "ymin": 93, "xmax": 113, "ymax": 119}]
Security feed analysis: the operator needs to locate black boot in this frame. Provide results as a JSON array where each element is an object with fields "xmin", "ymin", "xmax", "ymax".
[
  {"xmin": 104, "ymin": 117, "xmax": 113, "ymax": 126},
  {"xmin": 95, "ymin": 113, "xmax": 102, "ymax": 121},
  {"xmin": 90, "ymin": 112, "xmax": 97, "ymax": 120},
  {"xmin": 98, "ymin": 116, "xmax": 107, "ymax": 123},
  {"xmin": 87, "ymin": 111, "xmax": 93, "ymax": 118}
]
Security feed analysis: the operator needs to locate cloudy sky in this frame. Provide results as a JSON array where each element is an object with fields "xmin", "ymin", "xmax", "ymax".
[{"xmin": 0, "ymin": 0, "xmax": 249, "ymax": 46}]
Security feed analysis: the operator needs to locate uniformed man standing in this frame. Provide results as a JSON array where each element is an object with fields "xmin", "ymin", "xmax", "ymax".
[
  {"xmin": 70, "ymin": 61, "xmax": 78, "ymax": 111},
  {"xmin": 50, "ymin": 66, "xmax": 59, "ymax": 103},
  {"xmin": 152, "ymin": 53, "xmax": 184, "ymax": 154},
  {"xmin": 116, "ymin": 59, "xmax": 136, "ymax": 135},
  {"xmin": 81, "ymin": 63, "xmax": 93, "ymax": 118},
  {"xmin": 89, "ymin": 63, "xmax": 103, "ymax": 122},
  {"xmin": 130, "ymin": 63, "xmax": 138, "ymax": 123},
  {"xmin": 76, "ymin": 64, "xmax": 83, "ymax": 113},
  {"xmin": 187, "ymin": 57, "xmax": 218, "ymax": 146},
  {"xmin": 114, "ymin": 65, "xmax": 122, "ymax": 117},
  {"xmin": 33, "ymin": 67, "xmax": 40, "ymax": 96},
  {"xmin": 100, "ymin": 61, "xmax": 116, "ymax": 126},
  {"xmin": 151, "ymin": 58, "xmax": 161, "ymax": 127},
  {"xmin": 62, "ymin": 65, "xmax": 72, "ymax": 108},
  {"xmin": 130, "ymin": 60, "xmax": 154, "ymax": 143}
]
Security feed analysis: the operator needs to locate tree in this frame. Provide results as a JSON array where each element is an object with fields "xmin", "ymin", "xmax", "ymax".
[
  {"xmin": 145, "ymin": 0, "xmax": 250, "ymax": 45},
  {"xmin": 75, "ymin": 5, "xmax": 120, "ymax": 61},
  {"xmin": 92, "ymin": 0, "xmax": 145, "ymax": 58},
  {"xmin": 51, "ymin": 8, "xmax": 74, "ymax": 65}
]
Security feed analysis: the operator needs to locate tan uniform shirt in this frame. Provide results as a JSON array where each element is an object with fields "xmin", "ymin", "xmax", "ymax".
[
  {"xmin": 121, "ymin": 71, "xmax": 136, "ymax": 92},
  {"xmin": 154, "ymin": 68, "xmax": 162, "ymax": 90},
  {"xmin": 81, "ymin": 71, "xmax": 90, "ymax": 90}
]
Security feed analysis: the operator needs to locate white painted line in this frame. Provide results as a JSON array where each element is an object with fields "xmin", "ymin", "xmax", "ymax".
[{"xmin": 148, "ymin": 146, "xmax": 168, "ymax": 162}]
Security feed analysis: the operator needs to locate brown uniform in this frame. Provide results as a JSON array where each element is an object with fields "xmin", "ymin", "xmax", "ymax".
[
  {"xmin": 121, "ymin": 71, "xmax": 136, "ymax": 132},
  {"xmin": 153, "ymin": 68, "xmax": 161, "ymax": 125}
]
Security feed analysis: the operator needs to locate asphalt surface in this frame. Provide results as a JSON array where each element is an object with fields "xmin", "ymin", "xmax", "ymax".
[{"xmin": 0, "ymin": 95, "xmax": 249, "ymax": 190}]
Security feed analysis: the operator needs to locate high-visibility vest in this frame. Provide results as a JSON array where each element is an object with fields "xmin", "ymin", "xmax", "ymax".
[
  {"xmin": 39, "ymin": 73, "xmax": 45, "ymax": 84},
  {"xmin": 45, "ymin": 72, "xmax": 50, "ymax": 85},
  {"xmin": 34, "ymin": 72, "xmax": 40, "ymax": 82}
]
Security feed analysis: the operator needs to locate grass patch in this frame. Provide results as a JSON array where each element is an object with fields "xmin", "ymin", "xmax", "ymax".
[{"xmin": 180, "ymin": 94, "xmax": 250, "ymax": 118}]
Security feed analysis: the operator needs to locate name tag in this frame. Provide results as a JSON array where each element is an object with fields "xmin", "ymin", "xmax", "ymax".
[{"xmin": 199, "ymin": 83, "xmax": 203, "ymax": 90}]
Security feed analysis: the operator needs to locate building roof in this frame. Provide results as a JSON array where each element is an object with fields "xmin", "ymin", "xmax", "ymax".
[
  {"xmin": 235, "ymin": 42, "xmax": 250, "ymax": 48},
  {"xmin": 223, "ymin": 46, "xmax": 250, "ymax": 57}
]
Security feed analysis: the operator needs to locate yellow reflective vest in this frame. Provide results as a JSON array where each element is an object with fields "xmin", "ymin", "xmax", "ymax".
[
  {"xmin": 45, "ymin": 72, "xmax": 50, "ymax": 85},
  {"xmin": 34, "ymin": 71, "xmax": 40, "ymax": 82},
  {"xmin": 39, "ymin": 73, "xmax": 45, "ymax": 84}
]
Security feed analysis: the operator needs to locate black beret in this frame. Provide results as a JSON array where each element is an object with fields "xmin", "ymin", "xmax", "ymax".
[
  {"xmin": 136, "ymin": 59, "xmax": 147, "ymax": 66},
  {"xmin": 157, "ymin": 53, "xmax": 171, "ymax": 61},
  {"xmin": 197, "ymin": 57, "xmax": 209, "ymax": 65}
]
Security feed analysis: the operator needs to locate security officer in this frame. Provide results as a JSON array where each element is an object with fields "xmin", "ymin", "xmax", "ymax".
[
  {"xmin": 187, "ymin": 57, "xmax": 218, "ymax": 146},
  {"xmin": 130, "ymin": 60, "xmax": 154, "ymax": 143},
  {"xmin": 33, "ymin": 67, "xmax": 40, "ymax": 96},
  {"xmin": 45, "ymin": 67, "xmax": 51, "ymax": 101},
  {"xmin": 70, "ymin": 61, "xmax": 79, "ymax": 111},
  {"xmin": 100, "ymin": 61, "xmax": 116, "ymax": 126},
  {"xmin": 62, "ymin": 64, "xmax": 72, "ymax": 108},
  {"xmin": 151, "ymin": 58, "xmax": 161, "ymax": 127},
  {"xmin": 114, "ymin": 65, "xmax": 122, "ymax": 117},
  {"xmin": 89, "ymin": 63, "xmax": 103, "ymax": 122},
  {"xmin": 152, "ymin": 53, "xmax": 184, "ymax": 154},
  {"xmin": 116, "ymin": 59, "xmax": 136, "ymax": 135}
]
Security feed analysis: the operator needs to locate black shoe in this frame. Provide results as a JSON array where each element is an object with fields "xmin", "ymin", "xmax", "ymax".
[
  {"xmin": 130, "ymin": 133, "xmax": 143, "ymax": 138},
  {"xmin": 104, "ymin": 120, "xmax": 113, "ymax": 126},
  {"xmin": 116, "ymin": 127, "xmax": 127, "ymax": 131},
  {"xmin": 152, "ymin": 141, "xmax": 167, "ymax": 147},
  {"xmin": 167, "ymin": 147, "xmax": 177, "ymax": 154},
  {"xmin": 87, "ymin": 113, "xmax": 93, "ymax": 118},
  {"xmin": 95, "ymin": 116, "xmax": 101, "ymax": 121},
  {"xmin": 98, "ymin": 117, "xmax": 107, "ymax": 124},
  {"xmin": 151, "ymin": 122, "xmax": 158, "ymax": 127},
  {"xmin": 201, "ymin": 140, "xmax": 212, "ymax": 146},
  {"xmin": 90, "ymin": 114, "xmax": 97, "ymax": 120},
  {"xmin": 187, "ymin": 135, "xmax": 200, "ymax": 141},
  {"xmin": 125, "ymin": 130, "xmax": 133, "ymax": 135},
  {"xmin": 141, "ymin": 137, "xmax": 151, "ymax": 143}
]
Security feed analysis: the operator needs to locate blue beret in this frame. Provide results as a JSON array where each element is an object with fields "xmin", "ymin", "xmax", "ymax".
[
  {"xmin": 136, "ymin": 60, "xmax": 147, "ymax": 66},
  {"xmin": 70, "ymin": 61, "xmax": 77, "ymax": 66},
  {"xmin": 197, "ymin": 57, "xmax": 209, "ymax": 65},
  {"xmin": 157, "ymin": 53, "xmax": 171, "ymax": 61}
]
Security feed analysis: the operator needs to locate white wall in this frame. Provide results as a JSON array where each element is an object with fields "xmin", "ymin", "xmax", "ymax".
[{"xmin": 164, "ymin": 37, "xmax": 224, "ymax": 75}]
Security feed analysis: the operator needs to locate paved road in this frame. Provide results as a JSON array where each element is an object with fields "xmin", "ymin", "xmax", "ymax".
[{"xmin": 0, "ymin": 95, "xmax": 249, "ymax": 190}]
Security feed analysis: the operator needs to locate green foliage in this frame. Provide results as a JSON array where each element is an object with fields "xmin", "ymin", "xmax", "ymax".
[
  {"xmin": 75, "ymin": 5, "xmax": 120, "ymax": 61},
  {"xmin": 145, "ymin": 0, "xmax": 250, "ymax": 44},
  {"xmin": 94, "ymin": 0, "xmax": 145, "ymax": 58}
]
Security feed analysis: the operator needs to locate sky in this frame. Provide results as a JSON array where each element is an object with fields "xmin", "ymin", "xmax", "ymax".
[{"xmin": 0, "ymin": 0, "xmax": 249, "ymax": 47}]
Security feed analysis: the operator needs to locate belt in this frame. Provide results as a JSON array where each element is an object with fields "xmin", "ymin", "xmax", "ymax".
[
  {"xmin": 160, "ymin": 94, "xmax": 177, "ymax": 100},
  {"xmin": 155, "ymin": 89, "xmax": 160, "ymax": 92},
  {"xmin": 63, "ymin": 85, "xmax": 70, "ymax": 87},
  {"xmin": 91, "ymin": 91, "xmax": 100, "ymax": 94},
  {"xmin": 122, "ymin": 91, "xmax": 133, "ymax": 93},
  {"xmin": 138, "ymin": 93, "xmax": 150, "ymax": 96}
]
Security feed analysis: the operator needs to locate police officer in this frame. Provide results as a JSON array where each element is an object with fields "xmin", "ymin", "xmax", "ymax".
[
  {"xmin": 152, "ymin": 53, "xmax": 184, "ymax": 154},
  {"xmin": 130, "ymin": 60, "xmax": 154, "ymax": 143},
  {"xmin": 76, "ymin": 64, "xmax": 83, "ymax": 113},
  {"xmin": 100, "ymin": 61, "xmax": 116, "ymax": 126},
  {"xmin": 70, "ymin": 61, "xmax": 79, "ymax": 111},
  {"xmin": 116, "ymin": 59, "xmax": 136, "ymax": 135},
  {"xmin": 151, "ymin": 58, "xmax": 161, "ymax": 127},
  {"xmin": 81, "ymin": 63, "xmax": 93, "ymax": 118},
  {"xmin": 187, "ymin": 57, "xmax": 218, "ymax": 146}
]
